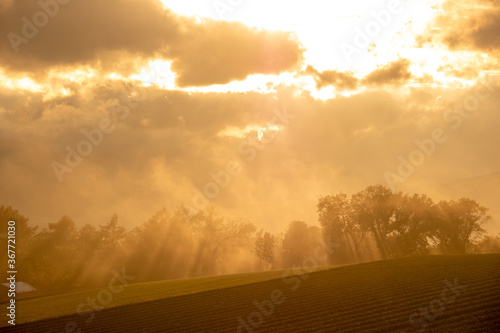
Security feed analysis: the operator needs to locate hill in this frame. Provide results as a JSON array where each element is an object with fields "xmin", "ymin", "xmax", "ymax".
[
  {"xmin": 0, "ymin": 269, "xmax": 305, "ymax": 327},
  {"xmin": 2, "ymin": 254, "xmax": 500, "ymax": 332}
]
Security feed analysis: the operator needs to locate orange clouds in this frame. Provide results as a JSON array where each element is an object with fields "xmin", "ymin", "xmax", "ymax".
[
  {"xmin": 169, "ymin": 21, "xmax": 304, "ymax": 87},
  {"xmin": 1, "ymin": 0, "xmax": 500, "ymax": 237},
  {"xmin": 304, "ymin": 58, "xmax": 412, "ymax": 90},
  {"xmin": 417, "ymin": 0, "xmax": 500, "ymax": 55},
  {"xmin": 361, "ymin": 58, "xmax": 412, "ymax": 86},
  {"xmin": 0, "ymin": 0, "xmax": 303, "ymax": 86},
  {"xmin": 304, "ymin": 65, "xmax": 359, "ymax": 91}
]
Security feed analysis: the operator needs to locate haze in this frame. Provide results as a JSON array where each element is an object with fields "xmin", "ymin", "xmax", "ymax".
[{"xmin": 0, "ymin": 0, "xmax": 499, "ymax": 236}]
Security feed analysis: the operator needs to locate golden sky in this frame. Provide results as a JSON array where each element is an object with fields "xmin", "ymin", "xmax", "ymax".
[{"xmin": 0, "ymin": 0, "xmax": 499, "ymax": 234}]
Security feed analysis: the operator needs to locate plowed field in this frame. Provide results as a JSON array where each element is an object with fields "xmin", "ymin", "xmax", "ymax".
[{"xmin": 3, "ymin": 254, "xmax": 499, "ymax": 332}]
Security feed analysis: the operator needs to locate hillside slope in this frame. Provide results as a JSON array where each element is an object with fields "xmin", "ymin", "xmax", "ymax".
[
  {"xmin": 3, "ymin": 254, "xmax": 500, "ymax": 332},
  {"xmin": 1, "ymin": 269, "xmax": 304, "ymax": 326}
]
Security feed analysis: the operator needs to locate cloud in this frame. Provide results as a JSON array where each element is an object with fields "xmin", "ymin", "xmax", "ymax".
[
  {"xmin": 361, "ymin": 58, "xmax": 412, "ymax": 86},
  {"xmin": 170, "ymin": 20, "xmax": 304, "ymax": 87},
  {"xmin": 304, "ymin": 65, "xmax": 359, "ymax": 90},
  {"xmin": 304, "ymin": 59, "xmax": 412, "ymax": 90},
  {"xmin": 437, "ymin": 63, "xmax": 479, "ymax": 80},
  {"xmin": 0, "ymin": 0, "xmax": 303, "ymax": 86},
  {"xmin": 1, "ymin": 76, "xmax": 500, "ymax": 234},
  {"xmin": 417, "ymin": 0, "xmax": 500, "ymax": 56}
]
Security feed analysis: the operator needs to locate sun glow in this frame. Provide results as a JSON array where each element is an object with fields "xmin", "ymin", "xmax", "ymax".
[
  {"xmin": 129, "ymin": 60, "xmax": 177, "ymax": 89},
  {"xmin": 217, "ymin": 123, "xmax": 284, "ymax": 139},
  {"xmin": 0, "ymin": 1, "xmax": 471, "ymax": 102},
  {"xmin": 0, "ymin": 1, "xmax": 455, "ymax": 101},
  {"xmin": 156, "ymin": 0, "xmax": 454, "ymax": 97},
  {"xmin": 0, "ymin": 72, "xmax": 43, "ymax": 92},
  {"xmin": 47, "ymin": 67, "xmax": 96, "ymax": 83},
  {"xmin": 162, "ymin": 0, "xmax": 441, "ymax": 67}
]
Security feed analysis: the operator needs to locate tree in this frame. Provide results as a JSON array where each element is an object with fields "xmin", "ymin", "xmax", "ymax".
[
  {"xmin": 317, "ymin": 194, "xmax": 366, "ymax": 263},
  {"xmin": 190, "ymin": 207, "xmax": 256, "ymax": 276},
  {"xmin": 433, "ymin": 198, "xmax": 490, "ymax": 254},
  {"xmin": 0, "ymin": 207, "xmax": 38, "ymax": 285},
  {"xmin": 72, "ymin": 224, "xmax": 105, "ymax": 286},
  {"xmin": 25, "ymin": 216, "xmax": 79, "ymax": 287},
  {"xmin": 201, "ymin": 214, "xmax": 256, "ymax": 275},
  {"xmin": 387, "ymin": 194, "xmax": 435, "ymax": 257},
  {"xmin": 0, "ymin": 206, "xmax": 37, "ymax": 244},
  {"xmin": 100, "ymin": 214, "xmax": 126, "ymax": 249},
  {"xmin": 254, "ymin": 230, "xmax": 275, "ymax": 269},
  {"xmin": 126, "ymin": 206, "xmax": 256, "ymax": 280},
  {"xmin": 351, "ymin": 185, "xmax": 398, "ymax": 259},
  {"xmin": 281, "ymin": 221, "xmax": 322, "ymax": 267},
  {"xmin": 125, "ymin": 207, "xmax": 190, "ymax": 281},
  {"xmin": 478, "ymin": 233, "xmax": 500, "ymax": 253}
]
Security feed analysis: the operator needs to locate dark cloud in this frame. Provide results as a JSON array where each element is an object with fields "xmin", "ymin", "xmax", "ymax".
[
  {"xmin": 304, "ymin": 59, "xmax": 412, "ymax": 90},
  {"xmin": 417, "ymin": 0, "xmax": 500, "ymax": 57},
  {"xmin": 171, "ymin": 21, "xmax": 304, "ymax": 87},
  {"xmin": 361, "ymin": 58, "xmax": 412, "ymax": 86},
  {"xmin": 304, "ymin": 65, "xmax": 359, "ymax": 90},
  {"xmin": 0, "ymin": 0, "xmax": 303, "ymax": 86}
]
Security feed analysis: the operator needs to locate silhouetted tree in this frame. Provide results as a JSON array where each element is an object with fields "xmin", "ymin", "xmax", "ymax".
[
  {"xmin": 386, "ymin": 194, "xmax": 435, "ymax": 257},
  {"xmin": 1, "ymin": 187, "xmax": 494, "ymax": 290},
  {"xmin": 351, "ymin": 185, "xmax": 397, "ymax": 259},
  {"xmin": 478, "ymin": 233, "xmax": 500, "ymax": 253},
  {"xmin": 254, "ymin": 230, "xmax": 275, "ymax": 270},
  {"xmin": 433, "ymin": 198, "xmax": 490, "ymax": 254},
  {"xmin": 73, "ymin": 224, "xmax": 105, "ymax": 286},
  {"xmin": 125, "ymin": 207, "xmax": 188, "ymax": 281},
  {"xmin": 318, "ymin": 186, "xmax": 492, "ymax": 260},
  {"xmin": 206, "ymin": 218, "xmax": 256, "ymax": 274},
  {"xmin": 317, "ymin": 194, "xmax": 366, "ymax": 263},
  {"xmin": 0, "ymin": 206, "xmax": 37, "ymax": 244},
  {"xmin": 100, "ymin": 214, "xmax": 126, "ymax": 249},
  {"xmin": 0, "ymin": 207, "xmax": 37, "ymax": 285},
  {"xmin": 25, "ymin": 216, "xmax": 79, "ymax": 287},
  {"xmin": 281, "ymin": 221, "xmax": 321, "ymax": 267}
]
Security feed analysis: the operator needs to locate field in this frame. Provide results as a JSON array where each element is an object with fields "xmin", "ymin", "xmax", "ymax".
[
  {"xmin": 0, "ymin": 269, "xmax": 308, "ymax": 326},
  {"xmin": 2, "ymin": 254, "xmax": 500, "ymax": 332}
]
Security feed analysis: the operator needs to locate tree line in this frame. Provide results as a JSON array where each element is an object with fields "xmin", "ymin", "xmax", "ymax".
[{"xmin": 1, "ymin": 185, "xmax": 499, "ymax": 289}]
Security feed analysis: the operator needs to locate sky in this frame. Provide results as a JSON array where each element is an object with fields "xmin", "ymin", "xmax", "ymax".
[{"xmin": 0, "ymin": 0, "xmax": 499, "ymax": 234}]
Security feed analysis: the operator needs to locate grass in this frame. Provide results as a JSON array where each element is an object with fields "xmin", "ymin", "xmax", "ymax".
[{"xmin": 2, "ymin": 254, "xmax": 499, "ymax": 332}]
